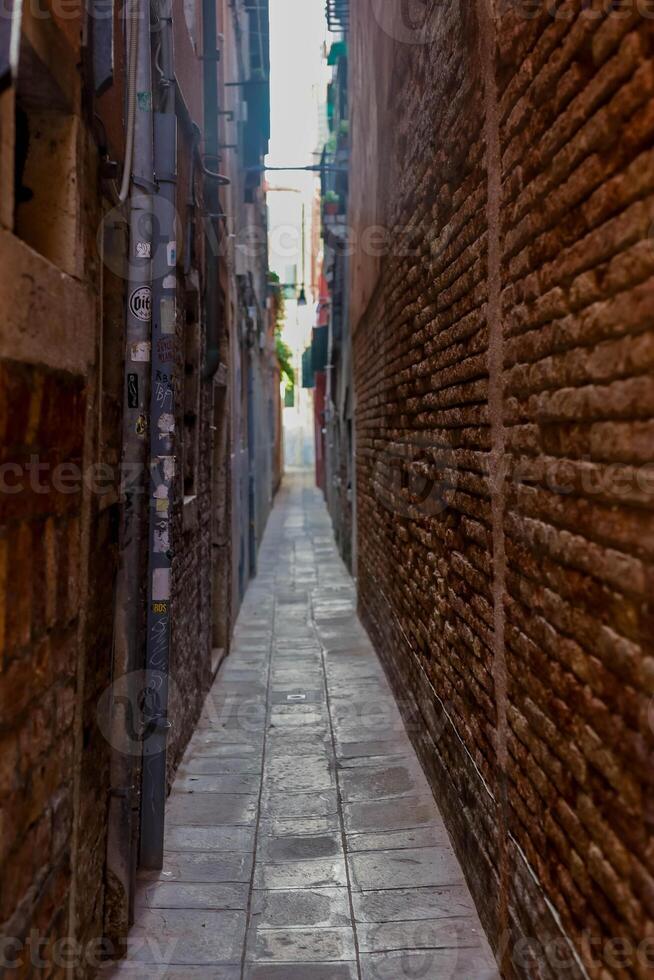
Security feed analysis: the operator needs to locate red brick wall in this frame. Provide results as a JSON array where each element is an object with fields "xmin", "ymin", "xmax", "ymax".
[
  {"xmin": 0, "ymin": 364, "xmax": 87, "ymax": 955},
  {"xmin": 351, "ymin": 3, "xmax": 654, "ymax": 977}
]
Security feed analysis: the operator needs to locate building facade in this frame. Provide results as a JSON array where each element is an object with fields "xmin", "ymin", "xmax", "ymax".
[
  {"xmin": 314, "ymin": 19, "xmax": 355, "ymax": 571},
  {"xmin": 348, "ymin": 3, "xmax": 654, "ymax": 979},
  {"xmin": 0, "ymin": 0, "xmax": 277, "ymax": 973}
]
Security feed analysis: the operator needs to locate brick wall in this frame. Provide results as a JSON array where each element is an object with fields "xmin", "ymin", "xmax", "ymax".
[{"xmin": 351, "ymin": 3, "xmax": 654, "ymax": 977}]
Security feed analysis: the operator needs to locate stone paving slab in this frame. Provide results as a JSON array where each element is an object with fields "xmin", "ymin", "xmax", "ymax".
[{"xmin": 106, "ymin": 473, "xmax": 497, "ymax": 979}]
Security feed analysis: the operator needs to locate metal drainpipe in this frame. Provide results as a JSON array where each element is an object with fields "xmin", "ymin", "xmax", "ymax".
[
  {"xmin": 139, "ymin": 0, "xmax": 177, "ymax": 870},
  {"xmin": 202, "ymin": 0, "xmax": 222, "ymax": 379},
  {"xmin": 105, "ymin": 0, "xmax": 155, "ymax": 937}
]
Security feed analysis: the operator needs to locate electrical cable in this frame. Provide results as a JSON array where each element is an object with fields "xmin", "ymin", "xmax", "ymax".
[{"xmin": 118, "ymin": 0, "xmax": 140, "ymax": 203}]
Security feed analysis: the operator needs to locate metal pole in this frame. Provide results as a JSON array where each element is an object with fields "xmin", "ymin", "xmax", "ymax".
[
  {"xmin": 105, "ymin": 0, "xmax": 155, "ymax": 934},
  {"xmin": 139, "ymin": 0, "xmax": 177, "ymax": 870}
]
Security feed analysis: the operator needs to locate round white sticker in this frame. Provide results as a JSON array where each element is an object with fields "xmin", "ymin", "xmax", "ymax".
[{"xmin": 129, "ymin": 286, "xmax": 152, "ymax": 321}]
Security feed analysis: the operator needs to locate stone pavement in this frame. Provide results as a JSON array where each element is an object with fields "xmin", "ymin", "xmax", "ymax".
[{"xmin": 105, "ymin": 471, "xmax": 498, "ymax": 979}]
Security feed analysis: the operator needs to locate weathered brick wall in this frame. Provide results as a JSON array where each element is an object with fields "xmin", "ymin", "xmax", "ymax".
[
  {"xmin": 0, "ymin": 363, "xmax": 87, "ymax": 956},
  {"xmin": 351, "ymin": 2, "xmax": 654, "ymax": 977}
]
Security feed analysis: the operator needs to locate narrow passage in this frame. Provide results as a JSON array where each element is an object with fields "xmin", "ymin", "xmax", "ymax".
[{"xmin": 106, "ymin": 470, "xmax": 497, "ymax": 979}]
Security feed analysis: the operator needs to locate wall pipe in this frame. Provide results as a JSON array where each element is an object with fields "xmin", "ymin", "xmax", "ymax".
[
  {"xmin": 202, "ymin": 0, "xmax": 224, "ymax": 379},
  {"xmin": 105, "ymin": 0, "xmax": 155, "ymax": 939},
  {"xmin": 139, "ymin": 0, "xmax": 177, "ymax": 869}
]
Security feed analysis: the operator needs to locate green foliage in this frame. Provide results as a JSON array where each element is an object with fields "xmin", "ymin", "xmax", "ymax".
[
  {"xmin": 270, "ymin": 272, "xmax": 293, "ymax": 385},
  {"xmin": 276, "ymin": 332, "xmax": 295, "ymax": 387}
]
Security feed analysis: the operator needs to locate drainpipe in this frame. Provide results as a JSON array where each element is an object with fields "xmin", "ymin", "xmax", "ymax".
[
  {"xmin": 139, "ymin": 0, "xmax": 177, "ymax": 869},
  {"xmin": 202, "ymin": 0, "xmax": 223, "ymax": 379},
  {"xmin": 105, "ymin": 0, "xmax": 155, "ymax": 940}
]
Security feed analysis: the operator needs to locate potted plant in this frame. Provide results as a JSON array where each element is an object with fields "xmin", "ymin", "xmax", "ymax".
[{"xmin": 323, "ymin": 191, "xmax": 340, "ymax": 216}]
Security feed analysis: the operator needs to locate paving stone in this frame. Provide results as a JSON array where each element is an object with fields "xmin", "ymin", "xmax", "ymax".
[
  {"xmin": 164, "ymin": 826, "xmax": 254, "ymax": 853},
  {"xmin": 254, "ymin": 857, "xmax": 348, "ymax": 890},
  {"xmin": 349, "ymin": 847, "xmax": 464, "ymax": 891},
  {"xmin": 352, "ymin": 885, "xmax": 477, "ymax": 922},
  {"xmin": 167, "ymin": 792, "xmax": 258, "ymax": 826},
  {"xmin": 247, "ymin": 926, "xmax": 356, "ymax": 963},
  {"xmin": 263, "ymin": 758, "xmax": 334, "ymax": 794},
  {"xmin": 335, "ymin": 737, "xmax": 413, "ymax": 760},
  {"xmin": 360, "ymin": 948, "xmax": 500, "ymax": 979},
  {"xmin": 102, "ymin": 966, "xmax": 241, "ymax": 979},
  {"xmin": 266, "ymin": 732, "xmax": 332, "ymax": 757},
  {"xmin": 260, "ymin": 790, "xmax": 339, "ymax": 819},
  {"xmin": 250, "ymin": 887, "xmax": 351, "ymax": 928},
  {"xmin": 179, "ymin": 755, "xmax": 262, "ymax": 775},
  {"xmin": 141, "ymin": 851, "xmax": 253, "ymax": 883},
  {"xmin": 175, "ymin": 773, "xmax": 260, "ymax": 794},
  {"xmin": 123, "ymin": 909, "xmax": 246, "ymax": 964},
  {"xmin": 261, "ymin": 814, "xmax": 340, "ymax": 837},
  {"xmin": 346, "ymin": 826, "xmax": 449, "ymax": 852},
  {"xmin": 357, "ymin": 917, "xmax": 486, "ymax": 952},
  {"xmin": 343, "ymin": 797, "xmax": 441, "ymax": 833},
  {"xmin": 187, "ymin": 734, "xmax": 263, "ymax": 755},
  {"xmin": 244, "ymin": 964, "xmax": 357, "ymax": 980},
  {"xmin": 258, "ymin": 832, "xmax": 343, "ymax": 862},
  {"xmin": 338, "ymin": 763, "xmax": 430, "ymax": 803},
  {"xmin": 136, "ymin": 882, "xmax": 249, "ymax": 910}
]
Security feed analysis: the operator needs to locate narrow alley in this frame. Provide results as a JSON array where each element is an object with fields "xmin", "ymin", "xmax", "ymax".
[
  {"xmin": 106, "ymin": 471, "xmax": 497, "ymax": 979},
  {"xmin": 3, "ymin": 0, "xmax": 654, "ymax": 977}
]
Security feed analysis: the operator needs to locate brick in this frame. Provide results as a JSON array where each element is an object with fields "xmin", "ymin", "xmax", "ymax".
[{"xmin": 351, "ymin": 6, "xmax": 654, "ymax": 978}]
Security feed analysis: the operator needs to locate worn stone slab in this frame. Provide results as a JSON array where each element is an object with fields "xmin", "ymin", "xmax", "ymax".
[
  {"xmin": 335, "ymin": 737, "xmax": 414, "ymax": 760},
  {"xmin": 343, "ymin": 797, "xmax": 441, "ymax": 833},
  {"xmin": 136, "ymin": 882, "xmax": 249, "ymax": 911},
  {"xmin": 346, "ymin": 826, "xmax": 449, "ymax": 852},
  {"xmin": 266, "ymin": 732, "xmax": 332, "ymax": 757},
  {"xmin": 164, "ymin": 826, "xmax": 255, "ymax": 853},
  {"xmin": 352, "ymin": 885, "xmax": 478, "ymax": 923},
  {"xmin": 357, "ymin": 916, "xmax": 486, "ymax": 952},
  {"xmin": 123, "ymin": 909, "xmax": 246, "ymax": 964},
  {"xmin": 250, "ymin": 888, "xmax": 351, "ymax": 928},
  {"xmin": 175, "ymin": 773, "xmax": 261, "ymax": 794},
  {"xmin": 179, "ymin": 755, "xmax": 262, "ymax": 775},
  {"xmin": 261, "ymin": 814, "xmax": 340, "ymax": 838},
  {"xmin": 167, "ymin": 792, "xmax": 258, "ymax": 827},
  {"xmin": 244, "ymin": 965, "xmax": 357, "ymax": 980},
  {"xmin": 348, "ymin": 847, "xmax": 465, "ymax": 891},
  {"xmin": 258, "ymin": 832, "xmax": 343, "ymax": 863},
  {"xmin": 102, "ymin": 966, "xmax": 241, "ymax": 979},
  {"xmin": 140, "ymin": 852, "xmax": 253, "ymax": 883},
  {"xmin": 254, "ymin": 857, "xmax": 348, "ymax": 890},
  {"xmin": 360, "ymin": 948, "xmax": 500, "ymax": 979},
  {"xmin": 259, "ymin": 790, "xmax": 339, "ymax": 819},
  {"xmin": 247, "ymin": 926, "xmax": 356, "ymax": 963},
  {"xmin": 338, "ymin": 763, "xmax": 430, "ymax": 803},
  {"xmin": 263, "ymin": 762, "xmax": 334, "ymax": 795}
]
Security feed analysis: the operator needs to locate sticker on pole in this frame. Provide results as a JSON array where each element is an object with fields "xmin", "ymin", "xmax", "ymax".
[{"xmin": 129, "ymin": 285, "xmax": 152, "ymax": 321}]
